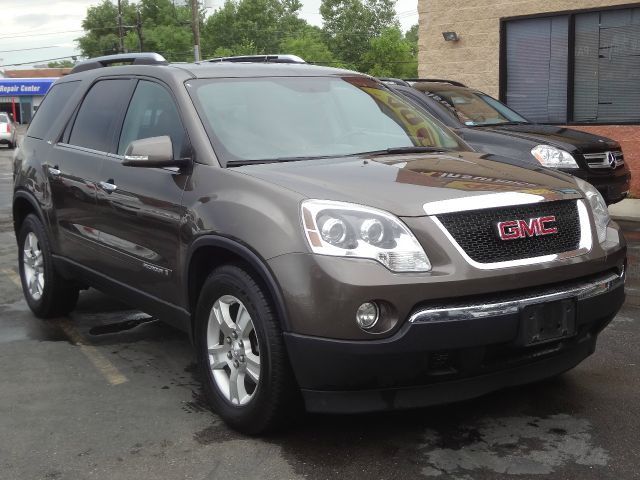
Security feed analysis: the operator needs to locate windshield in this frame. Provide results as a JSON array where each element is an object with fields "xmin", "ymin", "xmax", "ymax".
[
  {"xmin": 425, "ymin": 89, "xmax": 528, "ymax": 127},
  {"xmin": 187, "ymin": 76, "xmax": 467, "ymax": 164}
]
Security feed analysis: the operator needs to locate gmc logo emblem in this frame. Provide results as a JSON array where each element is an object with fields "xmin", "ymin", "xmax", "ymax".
[{"xmin": 496, "ymin": 216, "xmax": 558, "ymax": 240}]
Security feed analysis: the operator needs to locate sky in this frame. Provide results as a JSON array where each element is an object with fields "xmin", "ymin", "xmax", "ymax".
[{"xmin": 0, "ymin": 0, "xmax": 418, "ymax": 69}]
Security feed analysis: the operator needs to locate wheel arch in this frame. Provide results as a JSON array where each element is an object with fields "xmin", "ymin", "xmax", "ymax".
[
  {"xmin": 13, "ymin": 190, "xmax": 47, "ymax": 240},
  {"xmin": 186, "ymin": 235, "xmax": 291, "ymax": 335}
]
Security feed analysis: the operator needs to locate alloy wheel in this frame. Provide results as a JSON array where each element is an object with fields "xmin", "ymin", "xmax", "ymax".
[
  {"xmin": 207, "ymin": 294, "xmax": 261, "ymax": 406},
  {"xmin": 22, "ymin": 232, "xmax": 44, "ymax": 301}
]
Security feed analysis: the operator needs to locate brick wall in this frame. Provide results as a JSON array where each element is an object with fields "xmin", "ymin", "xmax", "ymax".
[
  {"xmin": 418, "ymin": 0, "xmax": 638, "ymax": 197},
  {"xmin": 570, "ymin": 125, "xmax": 640, "ymax": 197},
  {"xmin": 418, "ymin": 0, "xmax": 632, "ymax": 96}
]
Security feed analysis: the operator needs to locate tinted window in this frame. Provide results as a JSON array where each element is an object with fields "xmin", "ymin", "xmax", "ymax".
[
  {"xmin": 27, "ymin": 81, "xmax": 79, "ymax": 140},
  {"xmin": 69, "ymin": 79, "xmax": 131, "ymax": 152},
  {"xmin": 0, "ymin": 113, "xmax": 8, "ymax": 123},
  {"xmin": 118, "ymin": 81, "xmax": 187, "ymax": 158}
]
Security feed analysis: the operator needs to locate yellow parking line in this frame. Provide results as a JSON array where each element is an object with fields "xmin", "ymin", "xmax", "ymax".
[
  {"xmin": 58, "ymin": 319, "xmax": 128, "ymax": 386},
  {"xmin": 2, "ymin": 268, "xmax": 22, "ymax": 289}
]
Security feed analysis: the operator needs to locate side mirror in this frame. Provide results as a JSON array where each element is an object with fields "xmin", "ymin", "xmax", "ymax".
[{"xmin": 122, "ymin": 136, "xmax": 189, "ymax": 168}]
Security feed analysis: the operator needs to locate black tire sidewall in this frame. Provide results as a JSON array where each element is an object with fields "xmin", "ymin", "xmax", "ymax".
[
  {"xmin": 18, "ymin": 215, "xmax": 61, "ymax": 316},
  {"xmin": 195, "ymin": 265, "xmax": 280, "ymax": 432}
]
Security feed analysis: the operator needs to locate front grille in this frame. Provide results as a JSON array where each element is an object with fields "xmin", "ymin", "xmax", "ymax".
[
  {"xmin": 583, "ymin": 150, "xmax": 624, "ymax": 169},
  {"xmin": 437, "ymin": 200, "xmax": 581, "ymax": 263}
]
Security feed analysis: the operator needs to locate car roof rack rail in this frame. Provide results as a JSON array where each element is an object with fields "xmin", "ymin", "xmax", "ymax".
[
  {"xmin": 377, "ymin": 77, "xmax": 411, "ymax": 87},
  {"xmin": 70, "ymin": 53, "xmax": 169, "ymax": 74},
  {"xmin": 206, "ymin": 54, "xmax": 306, "ymax": 64},
  {"xmin": 404, "ymin": 78, "xmax": 467, "ymax": 87}
]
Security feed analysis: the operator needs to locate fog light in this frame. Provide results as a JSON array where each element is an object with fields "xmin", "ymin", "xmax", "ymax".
[{"xmin": 356, "ymin": 302, "xmax": 379, "ymax": 330}]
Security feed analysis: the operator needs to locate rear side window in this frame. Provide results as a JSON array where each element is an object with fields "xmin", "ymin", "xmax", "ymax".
[
  {"xmin": 69, "ymin": 79, "xmax": 131, "ymax": 152},
  {"xmin": 27, "ymin": 81, "xmax": 79, "ymax": 140}
]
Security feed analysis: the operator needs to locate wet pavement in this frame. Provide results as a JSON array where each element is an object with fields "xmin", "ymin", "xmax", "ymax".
[{"xmin": 0, "ymin": 140, "xmax": 639, "ymax": 480}]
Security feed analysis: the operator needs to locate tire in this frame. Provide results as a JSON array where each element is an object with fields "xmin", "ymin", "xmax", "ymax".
[
  {"xmin": 8, "ymin": 141, "xmax": 14, "ymax": 150},
  {"xmin": 195, "ymin": 264, "xmax": 298, "ymax": 434},
  {"xmin": 18, "ymin": 214, "xmax": 79, "ymax": 318}
]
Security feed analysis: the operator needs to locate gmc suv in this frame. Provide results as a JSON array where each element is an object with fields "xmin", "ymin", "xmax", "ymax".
[{"xmin": 13, "ymin": 53, "xmax": 626, "ymax": 434}]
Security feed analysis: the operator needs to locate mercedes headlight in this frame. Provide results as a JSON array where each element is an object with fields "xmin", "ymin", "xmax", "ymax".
[
  {"xmin": 575, "ymin": 178, "xmax": 610, "ymax": 244},
  {"xmin": 301, "ymin": 200, "xmax": 431, "ymax": 272},
  {"xmin": 531, "ymin": 145, "xmax": 579, "ymax": 168}
]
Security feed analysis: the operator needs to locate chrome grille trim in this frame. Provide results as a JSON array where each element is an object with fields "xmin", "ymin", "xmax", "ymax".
[
  {"xmin": 409, "ymin": 270, "xmax": 624, "ymax": 323},
  {"xmin": 583, "ymin": 151, "xmax": 624, "ymax": 169},
  {"xmin": 430, "ymin": 199, "xmax": 592, "ymax": 270}
]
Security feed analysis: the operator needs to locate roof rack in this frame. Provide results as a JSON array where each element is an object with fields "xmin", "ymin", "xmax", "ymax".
[
  {"xmin": 70, "ymin": 53, "xmax": 168, "ymax": 74},
  {"xmin": 404, "ymin": 78, "xmax": 467, "ymax": 87},
  {"xmin": 377, "ymin": 77, "xmax": 411, "ymax": 87},
  {"xmin": 205, "ymin": 54, "xmax": 306, "ymax": 64}
]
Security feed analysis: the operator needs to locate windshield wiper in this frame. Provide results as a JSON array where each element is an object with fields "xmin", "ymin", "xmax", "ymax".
[
  {"xmin": 226, "ymin": 155, "xmax": 338, "ymax": 167},
  {"xmin": 369, "ymin": 146, "xmax": 453, "ymax": 156}
]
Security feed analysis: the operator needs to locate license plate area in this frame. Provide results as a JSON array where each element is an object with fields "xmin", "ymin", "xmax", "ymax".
[{"xmin": 518, "ymin": 299, "xmax": 576, "ymax": 346}]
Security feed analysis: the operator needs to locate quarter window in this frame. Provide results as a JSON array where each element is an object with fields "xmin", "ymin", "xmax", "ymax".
[
  {"xmin": 118, "ymin": 80, "xmax": 187, "ymax": 159},
  {"xmin": 27, "ymin": 81, "xmax": 80, "ymax": 140}
]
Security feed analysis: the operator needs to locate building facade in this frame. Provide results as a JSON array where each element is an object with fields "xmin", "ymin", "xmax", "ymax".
[
  {"xmin": 0, "ymin": 68, "xmax": 70, "ymax": 124},
  {"xmin": 418, "ymin": 1, "xmax": 640, "ymax": 196}
]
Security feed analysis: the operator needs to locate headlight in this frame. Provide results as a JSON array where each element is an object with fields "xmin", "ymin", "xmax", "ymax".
[
  {"xmin": 301, "ymin": 199, "xmax": 431, "ymax": 272},
  {"xmin": 575, "ymin": 178, "xmax": 609, "ymax": 244},
  {"xmin": 531, "ymin": 145, "xmax": 579, "ymax": 168}
]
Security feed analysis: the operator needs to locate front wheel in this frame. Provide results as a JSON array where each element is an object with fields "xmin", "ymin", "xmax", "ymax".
[
  {"xmin": 195, "ymin": 264, "xmax": 298, "ymax": 434},
  {"xmin": 18, "ymin": 214, "xmax": 79, "ymax": 318}
]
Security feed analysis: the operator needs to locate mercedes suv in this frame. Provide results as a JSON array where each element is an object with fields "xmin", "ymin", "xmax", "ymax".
[{"xmin": 13, "ymin": 53, "xmax": 626, "ymax": 434}]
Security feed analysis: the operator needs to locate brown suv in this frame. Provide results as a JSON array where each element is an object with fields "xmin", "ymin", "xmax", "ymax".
[{"xmin": 13, "ymin": 53, "xmax": 626, "ymax": 434}]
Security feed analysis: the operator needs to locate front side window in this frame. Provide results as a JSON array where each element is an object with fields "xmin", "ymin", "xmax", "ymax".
[
  {"xmin": 69, "ymin": 79, "xmax": 131, "ymax": 152},
  {"xmin": 118, "ymin": 80, "xmax": 187, "ymax": 159},
  {"xmin": 187, "ymin": 76, "xmax": 466, "ymax": 164}
]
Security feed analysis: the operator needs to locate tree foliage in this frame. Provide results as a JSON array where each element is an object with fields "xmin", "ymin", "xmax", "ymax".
[
  {"xmin": 47, "ymin": 60, "xmax": 76, "ymax": 68},
  {"xmin": 77, "ymin": 0, "xmax": 419, "ymax": 75},
  {"xmin": 201, "ymin": 0, "xmax": 306, "ymax": 56},
  {"xmin": 320, "ymin": 0, "xmax": 398, "ymax": 68},
  {"xmin": 78, "ymin": 0, "xmax": 194, "ymax": 61},
  {"xmin": 362, "ymin": 27, "xmax": 417, "ymax": 78}
]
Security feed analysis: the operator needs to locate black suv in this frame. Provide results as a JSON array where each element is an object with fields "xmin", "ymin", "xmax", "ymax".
[
  {"xmin": 383, "ymin": 78, "xmax": 631, "ymax": 205},
  {"xmin": 13, "ymin": 54, "xmax": 626, "ymax": 434}
]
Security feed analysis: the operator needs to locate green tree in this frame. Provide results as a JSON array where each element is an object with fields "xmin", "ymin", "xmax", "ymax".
[
  {"xmin": 78, "ymin": 0, "xmax": 194, "ymax": 61},
  {"xmin": 47, "ymin": 60, "xmax": 76, "ymax": 68},
  {"xmin": 404, "ymin": 23, "xmax": 419, "ymax": 57},
  {"xmin": 201, "ymin": 0, "xmax": 307, "ymax": 56},
  {"xmin": 320, "ymin": 0, "xmax": 398, "ymax": 68},
  {"xmin": 361, "ymin": 27, "xmax": 417, "ymax": 78},
  {"xmin": 279, "ymin": 27, "xmax": 337, "ymax": 65}
]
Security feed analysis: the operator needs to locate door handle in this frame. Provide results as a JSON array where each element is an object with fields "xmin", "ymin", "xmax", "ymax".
[
  {"xmin": 98, "ymin": 180, "xmax": 117, "ymax": 193},
  {"xmin": 48, "ymin": 165, "xmax": 61, "ymax": 177}
]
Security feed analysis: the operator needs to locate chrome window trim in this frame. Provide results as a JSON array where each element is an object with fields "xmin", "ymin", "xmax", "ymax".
[
  {"xmin": 422, "ymin": 191, "xmax": 581, "ymax": 216},
  {"xmin": 430, "ymin": 199, "xmax": 593, "ymax": 270},
  {"xmin": 409, "ymin": 270, "xmax": 624, "ymax": 323}
]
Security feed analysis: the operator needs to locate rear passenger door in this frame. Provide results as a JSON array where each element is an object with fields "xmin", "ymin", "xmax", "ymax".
[
  {"xmin": 90, "ymin": 79, "xmax": 191, "ymax": 306},
  {"xmin": 48, "ymin": 78, "xmax": 136, "ymax": 269}
]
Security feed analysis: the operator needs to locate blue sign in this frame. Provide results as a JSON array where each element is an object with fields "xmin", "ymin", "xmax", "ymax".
[{"xmin": 0, "ymin": 78, "xmax": 56, "ymax": 97}]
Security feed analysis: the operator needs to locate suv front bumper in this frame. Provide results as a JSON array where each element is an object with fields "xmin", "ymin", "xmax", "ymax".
[{"xmin": 283, "ymin": 269, "xmax": 625, "ymax": 413}]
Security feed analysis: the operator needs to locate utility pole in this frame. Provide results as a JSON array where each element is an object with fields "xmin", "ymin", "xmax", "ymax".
[
  {"xmin": 136, "ymin": 9, "xmax": 144, "ymax": 52},
  {"xmin": 190, "ymin": 0, "xmax": 201, "ymax": 62},
  {"xmin": 117, "ymin": 0, "xmax": 124, "ymax": 53}
]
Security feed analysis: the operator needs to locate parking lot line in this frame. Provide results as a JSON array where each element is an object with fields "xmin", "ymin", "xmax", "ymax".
[
  {"xmin": 2, "ymin": 268, "xmax": 22, "ymax": 288},
  {"xmin": 58, "ymin": 319, "xmax": 129, "ymax": 386}
]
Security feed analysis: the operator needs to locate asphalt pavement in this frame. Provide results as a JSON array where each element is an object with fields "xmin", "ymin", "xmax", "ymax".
[{"xmin": 0, "ymin": 134, "xmax": 638, "ymax": 480}]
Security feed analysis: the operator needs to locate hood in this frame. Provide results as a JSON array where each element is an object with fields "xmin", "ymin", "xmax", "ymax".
[
  {"xmin": 477, "ymin": 123, "xmax": 620, "ymax": 153},
  {"xmin": 235, "ymin": 151, "xmax": 583, "ymax": 217}
]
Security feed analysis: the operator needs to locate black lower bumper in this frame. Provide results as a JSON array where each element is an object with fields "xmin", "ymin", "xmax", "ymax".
[{"xmin": 284, "ymin": 272, "xmax": 625, "ymax": 414}]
